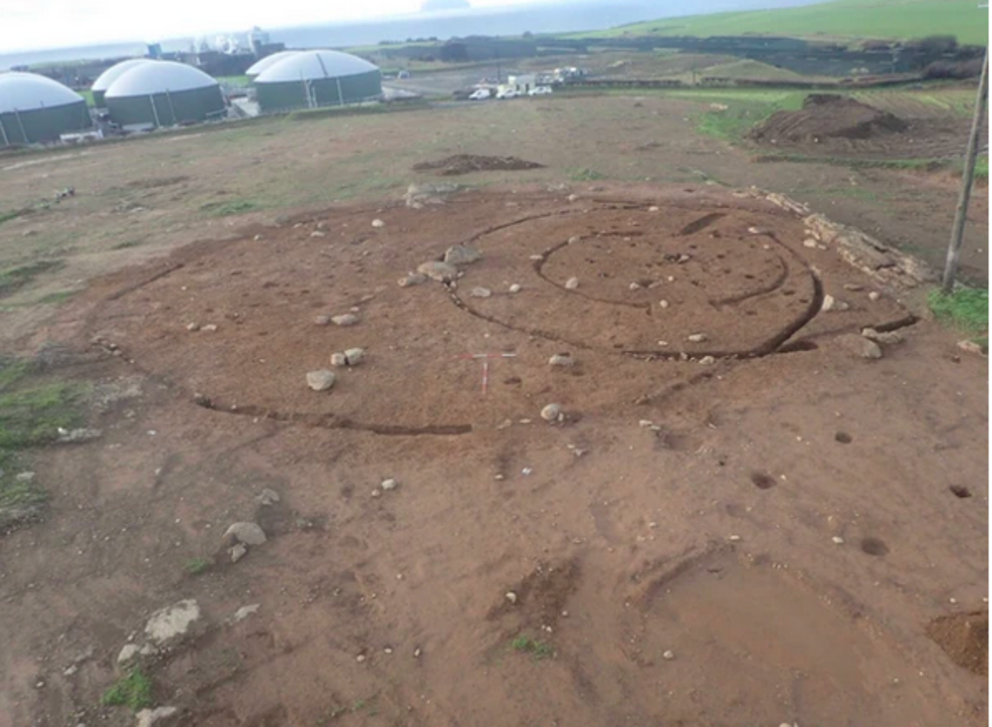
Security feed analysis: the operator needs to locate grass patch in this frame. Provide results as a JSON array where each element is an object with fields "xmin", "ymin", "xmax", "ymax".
[
  {"xmin": 569, "ymin": 167, "xmax": 606, "ymax": 181},
  {"xmin": 35, "ymin": 290, "xmax": 76, "ymax": 306},
  {"xmin": 511, "ymin": 635, "xmax": 555, "ymax": 660},
  {"xmin": 975, "ymin": 155, "xmax": 988, "ymax": 181},
  {"xmin": 0, "ymin": 260, "xmax": 63, "ymax": 298},
  {"xmin": 200, "ymin": 199, "xmax": 257, "ymax": 216},
  {"xmin": 112, "ymin": 239, "xmax": 143, "ymax": 250},
  {"xmin": 0, "ymin": 357, "xmax": 89, "ymax": 451},
  {"xmin": 928, "ymin": 287, "xmax": 989, "ymax": 336},
  {"xmin": 0, "ymin": 449, "xmax": 49, "ymax": 532},
  {"xmin": 689, "ymin": 90, "xmax": 804, "ymax": 142},
  {"xmin": 753, "ymin": 153, "xmax": 951, "ymax": 173},
  {"xmin": 184, "ymin": 557, "xmax": 212, "ymax": 575},
  {"xmin": 0, "ymin": 209, "xmax": 25, "ymax": 226},
  {"xmin": 101, "ymin": 668, "xmax": 153, "ymax": 712}
]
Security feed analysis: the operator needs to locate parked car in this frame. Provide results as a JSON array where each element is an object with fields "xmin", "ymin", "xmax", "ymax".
[
  {"xmin": 468, "ymin": 88, "xmax": 492, "ymax": 101},
  {"xmin": 528, "ymin": 86, "xmax": 553, "ymax": 96},
  {"xmin": 496, "ymin": 88, "xmax": 517, "ymax": 100}
]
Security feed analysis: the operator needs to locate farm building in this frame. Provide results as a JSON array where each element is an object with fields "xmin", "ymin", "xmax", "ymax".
[
  {"xmin": 90, "ymin": 59, "xmax": 153, "ymax": 107},
  {"xmin": 245, "ymin": 51, "xmax": 300, "ymax": 77},
  {"xmin": 103, "ymin": 61, "xmax": 226, "ymax": 130},
  {"xmin": 0, "ymin": 72, "xmax": 92, "ymax": 147},
  {"xmin": 253, "ymin": 50, "xmax": 382, "ymax": 112}
]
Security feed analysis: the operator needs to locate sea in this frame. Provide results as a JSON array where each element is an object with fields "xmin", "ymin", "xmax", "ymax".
[{"xmin": 0, "ymin": 0, "xmax": 818, "ymax": 70}]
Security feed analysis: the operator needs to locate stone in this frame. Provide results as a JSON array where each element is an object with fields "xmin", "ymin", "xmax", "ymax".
[
  {"xmin": 258, "ymin": 488, "xmax": 280, "ymax": 505},
  {"xmin": 310, "ymin": 230, "xmax": 325, "ymax": 238},
  {"xmin": 225, "ymin": 522, "xmax": 267, "ymax": 546},
  {"xmin": 687, "ymin": 333, "xmax": 707, "ymax": 343},
  {"xmin": 398, "ymin": 272, "xmax": 428, "ymax": 287},
  {"xmin": 230, "ymin": 544, "xmax": 248, "ymax": 563},
  {"xmin": 417, "ymin": 261, "xmax": 458, "ymax": 282},
  {"xmin": 565, "ymin": 277, "xmax": 579, "ymax": 290},
  {"xmin": 332, "ymin": 314, "xmax": 359, "ymax": 327},
  {"xmin": 344, "ymin": 348, "xmax": 365, "ymax": 366},
  {"xmin": 118, "ymin": 644, "xmax": 140, "ymax": 664},
  {"xmin": 843, "ymin": 283, "xmax": 864, "ymax": 292},
  {"xmin": 201, "ymin": 324, "xmax": 218, "ymax": 332},
  {"xmin": 821, "ymin": 295, "xmax": 850, "ymax": 312},
  {"xmin": 185, "ymin": 322, "xmax": 199, "ymax": 332},
  {"xmin": 135, "ymin": 706, "xmax": 178, "ymax": 727},
  {"xmin": 699, "ymin": 356, "xmax": 716, "ymax": 366},
  {"xmin": 548, "ymin": 353, "xmax": 575, "ymax": 368},
  {"xmin": 509, "ymin": 284, "xmax": 522, "ymax": 293},
  {"xmin": 629, "ymin": 282, "xmax": 641, "ymax": 291},
  {"xmin": 861, "ymin": 328, "xmax": 903, "ymax": 345},
  {"xmin": 868, "ymin": 291, "xmax": 881, "ymax": 302},
  {"xmin": 470, "ymin": 287, "xmax": 492, "ymax": 298},
  {"xmin": 330, "ymin": 352, "xmax": 347, "ymax": 367},
  {"xmin": 505, "ymin": 591, "xmax": 518, "ymax": 604},
  {"xmin": 144, "ymin": 599, "xmax": 201, "ymax": 645},
  {"xmin": 444, "ymin": 245, "xmax": 482, "ymax": 266},
  {"xmin": 958, "ymin": 339, "xmax": 986, "ymax": 355},
  {"xmin": 381, "ymin": 478, "xmax": 398, "ymax": 491},
  {"xmin": 648, "ymin": 206, "xmax": 660, "ymax": 212},
  {"xmin": 568, "ymin": 194, "xmax": 579, "ymax": 202},
  {"xmin": 14, "ymin": 471, "xmax": 36, "ymax": 483},
  {"xmin": 803, "ymin": 239, "xmax": 818, "ymax": 248},
  {"xmin": 568, "ymin": 236, "xmax": 581, "ymax": 244},
  {"xmin": 313, "ymin": 315, "xmax": 331, "ymax": 326},
  {"xmin": 371, "ymin": 219, "xmax": 385, "ymax": 228},
  {"xmin": 662, "ymin": 650, "xmax": 675, "ymax": 660},
  {"xmin": 232, "ymin": 604, "xmax": 260, "ymax": 623},
  {"xmin": 658, "ymin": 300, "xmax": 669, "ymax": 309},
  {"xmin": 63, "ymin": 664, "xmax": 78, "ymax": 676},
  {"xmin": 832, "ymin": 536, "xmax": 845, "ymax": 544},
  {"xmin": 836, "ymin": 334, "xmax": 882, "ymax": 360},
  {"xmin": 307, "ymin": 370, "xmax": 336, "ymax": 391},
  {"xmin": 541, "ymin": 404, "xmax": 563, "ymax": 422},
  {"xmin": 56, "ymin": 427, "xmax": 102, "ymax": 443}
]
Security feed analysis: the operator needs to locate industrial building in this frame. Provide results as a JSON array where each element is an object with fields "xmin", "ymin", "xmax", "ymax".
[
  {"xmin": 0, "ymin": 72, "xmax": 92, "ymax": 147},
  {"xmin": 103, "ymin": 61, "xmax": 225, "ymax": 131},
  {"xmin": 90, "ymin": 59, "xmax": 153, "ymax": 108},
  {"xmin": 253, "ymin": 50, "xmax": 382, "ymax": 112},
  {"xmin": 245, "ymin": 51, "xmax": 300, "ymax": 77}
]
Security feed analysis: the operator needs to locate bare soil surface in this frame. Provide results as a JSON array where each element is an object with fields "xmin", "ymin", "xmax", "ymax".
[
  {"xmin": 0, "ymin": 186, "xmax": 987, "ymax": 727},
  {"xmin": 751, "ymin": 93, "xmax": 910, "ymax": 144},
  {"xmin": 928, "ymin": 611, "xmax": 989, "ymax": 676},
  {"xmin": 412, "ymin": 154, "xmax": 544, "ymax": 176}
]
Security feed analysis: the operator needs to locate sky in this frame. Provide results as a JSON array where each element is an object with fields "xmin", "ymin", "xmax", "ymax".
[{"xmin": 0, "ymin": 0, "xmax": 538, "ymax": 52}]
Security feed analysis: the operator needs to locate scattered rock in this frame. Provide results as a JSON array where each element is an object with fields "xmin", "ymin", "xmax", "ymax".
[
  {"xmin": 185, "ymin": 322, "xmax": 199, "ymax": 332},
  {"xmin": 224, "ymin": 522, "xmax": 267, "ymax": 546},
  {"xmin": 63, "ymin": 664, "xmax": 78, "ymax": 677},
  {"xmin": 306, "ymin": 370, "xmax": 337, "ymax": 391},
  {"xmin": 803, "ymin": 239, "xmax": 818, "ymax": 248},
  {"xmin": 836, "ymin": 334, "xmax": 883, "ymax": 360},
  {"xmin": 868, "ymin": 291, "xmax": 881, "ymax": 302},
  {"xmin": 14, "ymin": 471, "xmax": 36, "ymax": 483},
  {"xmin": 821, "ymin": 295, "xmax": 850, "ymax": 312},
  {"xmin": 135, "ymin": 706, "xmax": 178, "ymax": 727},
  {"xmin": 118, "ymin": 644, "xmax": 140, "ymax": 664},
  {"xmin": 232, "ymin": 604, "xmax": 260, "ymax": 623},
  {"xmin": 398, "ymin": 272, "xmax": 428, "ymax": 287},
  {"xmin": 330, "ymin": 352, "xmax": 348, "ymax": 367},
  {"xmin": 548, "ymin": 353, "xmax": 575, "ymax": 368},
  {"xmin": 144, "ymin": 599, "xmax": 201, "ymax": 645},
  {"xmin": 229, "ymin": 543, "xmax": 248, "ymax": 563},
  {"xmin": 444, "ymin": 245, "xmax": 482, "ymax": 266},
  {"xmin": 958, "ymin": 339, "xmax": 986, "ymax": 356},
  {"xmin": 541, "ymin": 403, "xmax": 563, "ymax": 422},
  {"xmin": 505, "ymin": 591, "xmax": 518, "ymax": 604},
  {"xmin": 832, "ymin": 536, "xmax": 845, "ymax": 544},
  {"xmin": 843, "ymin": 283, "xmax": 864, "ymax": 292},
  {"xmin": 629, "ymin": 282, "xmax": 641, "ymax": 291},
  {"xmin": 648, "ymin": 206, "xmax": 659, "ymax": 212},
  {"xmin": 862, "ymin": 328, "xmax": 904, "ymax": 345},
  {"xmin": 658, "ymin": 300, "xmax": 669, "ymax": 309},
  {"xmin": 699, "ymin": 356, "xmax": 716, "ymax": 366},
  {"xmin": 470, "ymin": 287, "xmax": 492, "ymax": 298},
  {"xmin": 310, "ymin": 230, "xmax": 325, "ymax": 238},
  {"xmin": 332, "ymin": 313, "xmax": 359, "ymax": 327},
  {"xmin": 687, "ymin": 333, "xmax": 707, "ymax": 343},
  {"xmin": 344, "ymin": 348, "xmax": 365, "ymax": 366},
  {"xmin": 568, "ymin": 236, "xmax": 581, "ymax": 244},
  {"xmin": 257, "ymin": 488, "xmax": 280, "ymax": 505},
  {"xmin": 56, "ymin": 427, "xmax": 102, "ymax": 444},
  {"xmin": 509, "ymin": 283, "xmax": 522, "ymax": 293},
  {"xmin": 417, "ymin": 261, "xmax": 458, "ymax": 282},
  {"xmin": 201, "ymin": 324, "xmax": 218, "ymax": 333},
  {"xmin": 662, "ymin": 650, "xmax": 675, "ymax": 660},
  {"xmin": 565, "ymin": 277, "xmax": 579, "ymax": 290},
  {"xmin": 313, "ymin": 315, "xmax": 331, "ymax": 326},
  {"xmin": 728, "ymin": 535, "xmax": 742, "ymax": 542},
  {"xmin": 381, "ymin": 478, "xmax": 398, "ymax": 491},
  {"xmin": 371, "ymin": 219, "xmax": 385, "ymax": 228}
]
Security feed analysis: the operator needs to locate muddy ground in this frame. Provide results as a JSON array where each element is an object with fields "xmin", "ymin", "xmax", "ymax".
[{"xmin": 0, "ymin": 90, "xmax": 987, "ymax": 727}]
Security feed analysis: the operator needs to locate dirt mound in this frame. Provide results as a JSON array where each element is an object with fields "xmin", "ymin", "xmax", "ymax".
[
  {"xmin": 927, "ymin": 611, "xmax": 988, "ymax": 675},
  {"xmin": 412, "ymin": 154, "xmax": 544, "ymax": 176},
  {"xmin": 750, "ymin": 94, "xmax": 909, "ymax": 144}
]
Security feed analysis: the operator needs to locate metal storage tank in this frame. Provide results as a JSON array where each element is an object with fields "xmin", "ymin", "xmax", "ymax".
[
  {"xmin": 104, "ymin": 61, "xmax": 225, "ymax": 130},
  {"xmin": 245, "ymin": 51, "xmax": 300, "ymax": 77},
  {"xmin": 91, "ymin": 59, "xmax": 153, "ymax": 107},
  {"xmin": 0, "ymin": 72, "xmax": 92, "ymax": 147},
  {"xmin": 253, "ymin": 50, "xmax": 381, "ymax": 112}
]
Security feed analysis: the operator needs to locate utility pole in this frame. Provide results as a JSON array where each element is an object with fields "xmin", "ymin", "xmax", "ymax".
[{"xmin": 942, "ymin": 48, "xmax": 989, "ymax": 292}]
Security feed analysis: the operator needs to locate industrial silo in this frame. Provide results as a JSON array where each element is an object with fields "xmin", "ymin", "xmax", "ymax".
[
  {"xmin": 245, "ymin": 51, "xmax": 300, "ymax": 78},
  {"xmin": 0, "ymin": 72, "xmax": 91, "ymax": 147},
  {"xmin": 253, "ymin": 50, "xmax": 381, "ymax": 112},
  {"xmin": 104, "ymin": 61, "xmax": 225, "ymax": 130},
  {"xmin": 90, "ymin": 58, "xmax": 153, "ymax": 108}
]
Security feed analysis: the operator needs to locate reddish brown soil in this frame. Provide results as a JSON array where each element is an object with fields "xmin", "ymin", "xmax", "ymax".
[
  {"xmin": 0, "ymin": 187, "xmax": 987, "ymax": 727},
  {"xmin": 752, "ymin": 94, "xmax": 909, "ymax": 145},
  {"xmin": 412, "ymin": 154, "xmax": 545, "ymax": 175},
  {"xmin": 928, "ymin": 611, "xmax": 989, "ymax": 676}
]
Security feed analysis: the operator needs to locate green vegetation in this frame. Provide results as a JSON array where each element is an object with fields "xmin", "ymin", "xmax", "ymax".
[
  {"xmin": 0, "ymin": 210, "xmax": 25, "ymax": 226},
  {"xmin": 975, "ymin": 155, "xmax": 988, "ymax": 181},
  {"xmin": 0, "ymin": 358, "xmax": 89, "ymax": 451},
  {"xmin": 200, "ymin": 199, "xmax": 257, "ymax": 216},
  {"xmin": 184, "ymin": 557, "xmax": 212, "ymax": 575},
  {"xmin": 0, "ymin": 449, "xmax": 48, "ymax": 532},
  {"xmin": 511, "ymin": 635, "xmax": 555, "ymax": 660},
  {"xmin": 35, "ymin": 290, "xmax": 76, "ymax": 306},
  {"xmin": 754, "ymin": 153, "xmax": 950, "ymax": 172},
  {"xmin": 0, "ymin": 260, "xmax": 64, "ymax": 298},
  {"xmin": 113, "ymin": 239, "xmax": 143, "ymax": 250},
  {"xmin": 101, "ymin": 668, "xmax": 154, "ymax": 712},
  {"xmin": 579, "ymin": 0, "xmax": 988, "ymax": 46},
  {"xmin": 569, "ymin": 167, "xmax": 606, "ymax": 181},
  {"xmin": 667, "ymin": 89, "xmax": 805, "ymax": 142},
  {"xmin": 928, "ymin": 287, "xmax": 989, "ymax": 339}
]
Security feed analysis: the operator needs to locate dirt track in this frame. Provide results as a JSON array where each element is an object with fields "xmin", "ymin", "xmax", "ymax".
[{"xmin": 1, "ymin": 186, "xmax": 986, "ymax": 726}]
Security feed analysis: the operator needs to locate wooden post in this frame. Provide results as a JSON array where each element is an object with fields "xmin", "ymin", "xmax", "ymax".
[{"xmin": 942, "ymin": 49, "xmax": 989, "ymax": 293}]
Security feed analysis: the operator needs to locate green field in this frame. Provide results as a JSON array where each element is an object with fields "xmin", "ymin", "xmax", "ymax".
[{"xmin": 580, "ymin": 0, "xmax": 989, "ymax": 46}]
